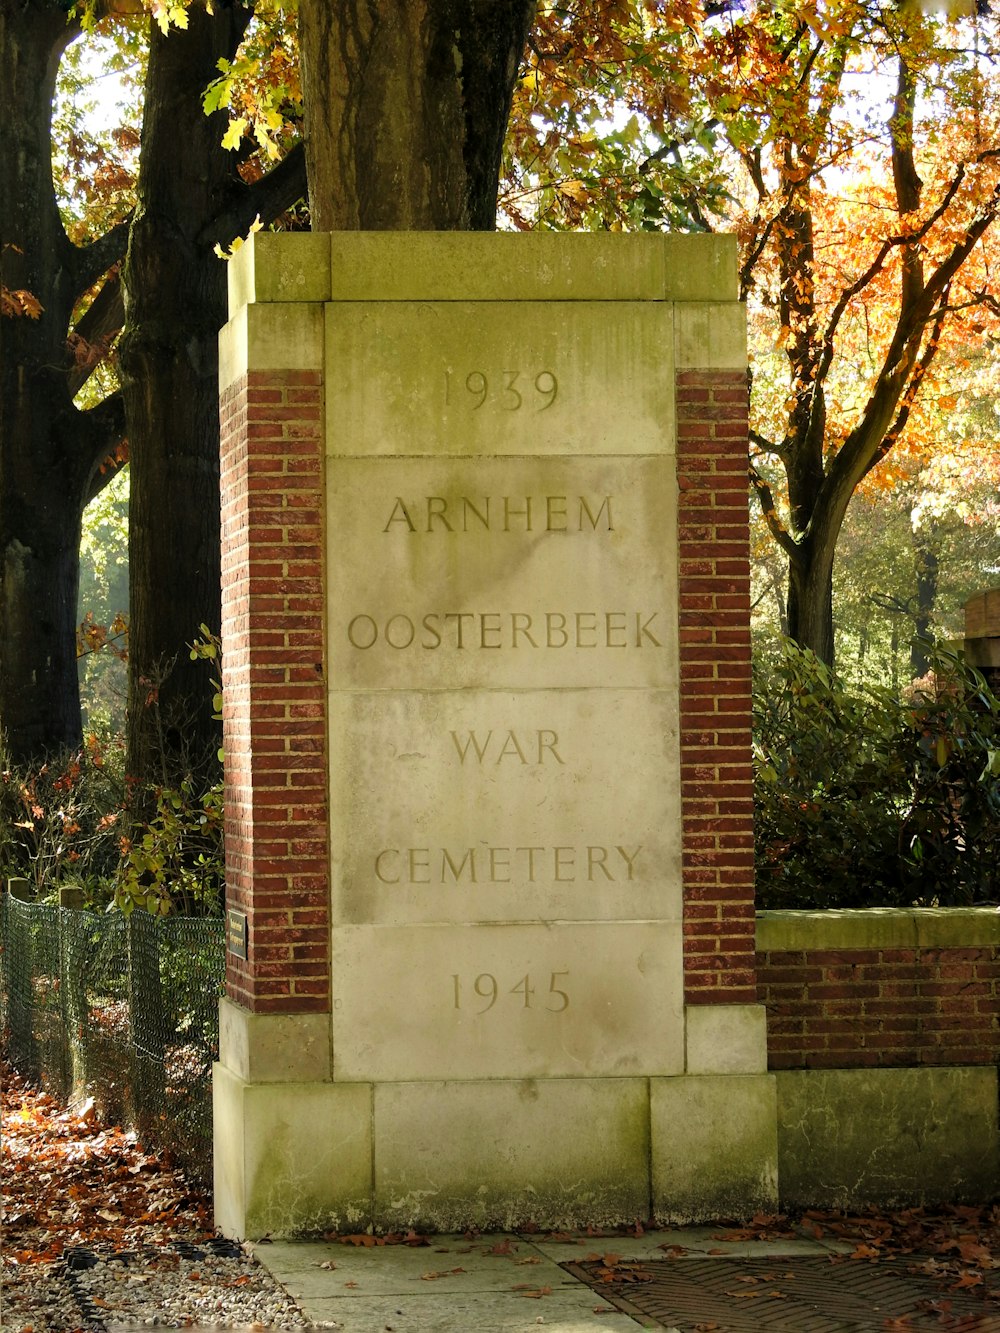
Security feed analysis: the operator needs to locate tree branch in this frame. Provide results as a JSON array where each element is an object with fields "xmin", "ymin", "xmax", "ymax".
[
  {"xmin": 67, "ymin": 271, "xmax": 125, "ymax": 398},
  {"xmin": 73, "ymin": 390, "xmax": 127, "ymax": 503},
  {"xmin": 750, "ymin": 427, "xmax": 783, "ymax": 460},
  {"xmin": 203, "ymin": 142, "xmax": 308, "ymax": 250},
  {"xmin": 863, "ymin": 291, "xmax": 949, "ymax": 480},
  {"xmin": 750, "ymin": 466, "xmax": 798, "ymax": 558},
  {"xmin": 70, "ymin": 215, "xmax": 133, "ymax": 296}
]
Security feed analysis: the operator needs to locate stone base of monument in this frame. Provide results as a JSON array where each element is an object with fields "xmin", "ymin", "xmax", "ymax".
[
  {"xmin": 776, "ymin": 1066, "xmax": 999, "ymax": 1211},
  {"xmin": 213, "ymin": 1001, "xmax": 777, "ymax": 1238}
]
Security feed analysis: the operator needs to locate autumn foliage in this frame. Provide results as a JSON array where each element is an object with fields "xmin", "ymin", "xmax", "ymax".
[{"xmin": 507, "ymin": 0, "xmax": 1000, "ymax": 663}]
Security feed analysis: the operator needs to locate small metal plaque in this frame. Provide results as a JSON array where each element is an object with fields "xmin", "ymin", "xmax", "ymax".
[{"xmin": 227, "ymin": 908, "xmax": 249, "ymax": 960}]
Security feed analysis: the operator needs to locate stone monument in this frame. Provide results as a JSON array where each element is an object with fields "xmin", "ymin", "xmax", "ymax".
[{"xmin": 213, "ymin": 232, "xmax": 776, "ymax": 1237}]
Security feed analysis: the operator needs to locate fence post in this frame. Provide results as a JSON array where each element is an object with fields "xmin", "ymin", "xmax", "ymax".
[
  {"xmin": 126, "ymin": 910, "xmax": 167, "ymax": 1135},
  {"xmin": 58, "ymin": 889, "xmax": 89, "ymax": 1102},
  {"xmin": 5, "ymin": 881, "xmax": 34, "ymax": 1069}
]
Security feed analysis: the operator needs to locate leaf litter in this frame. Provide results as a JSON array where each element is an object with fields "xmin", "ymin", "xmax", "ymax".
[{"xmin": 0, "ymin": 1059, "xmax": 319, "ymax": 1330}]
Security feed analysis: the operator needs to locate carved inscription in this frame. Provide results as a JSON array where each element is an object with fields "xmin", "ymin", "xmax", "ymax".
[
  {"xmin": 444, "ymin": 369, "xmax": 558, "ymax": 411},
  {"xmin": 347, "ymin": 611, "xmax": 663, "ymax": 650},
  {"xmin": 374, "ymin": 845, "xmax": 642, "ymax": 884},
  {"xmin": 450, "ymin": 729, "xmax": 564, "ymax": 766},
  {"xmin": 382, "ymin": 494, "xmax": 612, "ymax": 533},
  {"xmin": 452, "ymin": 971, "xmax": 570, "ymax": 1012}
]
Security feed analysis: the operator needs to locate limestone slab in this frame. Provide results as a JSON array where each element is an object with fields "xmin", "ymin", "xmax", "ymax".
[
  {"xmin": 326, "ymin": 455, "xmax": 677, "ymax": 692},
  {"xmin": 325, "ymin": 229, "xmax": 737, "ymax": 303},
  {"xmin": 330, "ymin": 922, "xmax": 684, "ymax": 1081},
  {"xmin": 685, "ymin": 1003, "xmax": 768, "ymax": 1075},
  {"xmin": 757, "ymin": 906, "xmax": 1000, "ymax": 952},
  {"xmin": 674, "ymin": 301, "xmax": 748, "ymax": 370},
  {"xmin": 219, "ymin": 301, "xmax": 324, "ymax": 390},
  {"xmin": 218, "ymin": 999, "xmax": 331, "ymax": 1083},
  {"xmin": 329, "ymin": 688, "xmax": 680, "ymax": 926},
  {"xmin": 229, "ymin": 232, "xmax": 333, "ymax": 310},
  {"xmin": 776, "ymin": 1067, "xmax": 1000, "ymax": 1209},
  {"xmin": 213, "ymin": 1065, "xmax": 372, "ymax": 1240},
  {"xmin": 372, "ymin": 1079, "xmax": 651, "ymax": 1231},
  {"xmin": 650, "ymin": 1074, "xmax": 778, "ymax": 1222},
  {"xmin": 326, "ymin": 302, "xmax": 674, "ymax": 457},
  {"xmin": 965, "ymin": 636, "xmax": 1000, "ymax": 669}
]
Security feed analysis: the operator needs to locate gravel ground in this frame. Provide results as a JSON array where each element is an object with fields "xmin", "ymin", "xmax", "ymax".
[
  {"xmin": 1, "ymin": 1237, "xmax": 338, "ymax": 1331},
  {"xmin": 0, "ymin": 1061, "xmax": 336, "ymax": 1332}
]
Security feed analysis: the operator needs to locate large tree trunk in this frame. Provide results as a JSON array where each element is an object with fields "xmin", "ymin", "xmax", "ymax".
[
  {"xmin": 785, "ymin": 531, "xmax": 837, "ymax": 666},
  {"xmin": 0, "ymin": 4, "xmax": 110, "ymax": 763},
  {"xmin": 299, "ymin": 0, "xmax": 535, "ymax": 231},
  {"xmin": 119, "ymin": 6, "xmax": 251, "ymax": 791}
]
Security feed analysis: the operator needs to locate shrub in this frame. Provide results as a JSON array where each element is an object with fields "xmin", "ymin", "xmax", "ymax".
[
  {"xmin": 116, "ymin": 776, "xmax": 224, "ymax": 917},
  {"xmin": 754, "ymin": 639, "xmax": 1000, "ymax": 908},
  {"xmin": 0, "ymin": 732, "xmax": 126, "ymax": 902}
]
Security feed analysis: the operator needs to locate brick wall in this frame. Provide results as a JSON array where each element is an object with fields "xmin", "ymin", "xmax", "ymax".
[
  {"xmin": 757, "ymin": 913, "xmax": 1000, "ymax": 1068},
  {"xmin": 219, "ymin": 369, "xmax": 329, "ymax": 1014},
  {"xmin": 675, "ymin": 368, "xmax": 757, "ymax": 1005}
]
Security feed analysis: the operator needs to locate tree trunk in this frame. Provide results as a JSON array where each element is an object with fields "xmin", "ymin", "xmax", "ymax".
[
  {"xmin": 911, "ymin": 527, "xmax": 938, "ymax": 677},
  {"xmin": 0, "ymin": 5, "xmax": 100, "ymax": 763},
  {"xmin": 119, "ymin": 6, "xmax": 251, "ymax": 791},
  {"xmin": 299, "ymin": 0, "xmax": 535, "ymax": 231},
  {"xmin": 785, "ymin": 532, "xmax": 837, "ymax": 666}
]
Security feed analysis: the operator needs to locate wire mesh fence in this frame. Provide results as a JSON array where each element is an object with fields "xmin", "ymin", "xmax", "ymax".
[{"xmin": 0, "ymin": 884, "xmax": 225, "ymax": 1184}]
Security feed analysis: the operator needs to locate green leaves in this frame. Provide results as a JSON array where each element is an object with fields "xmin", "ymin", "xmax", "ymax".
[
  {"xmin": 754, "ymin": 638, "xmax": 1000, "ymax": 907},
  {"xmin": 115, "ymin": 777, "xmax": 224, "ymax": 918}
]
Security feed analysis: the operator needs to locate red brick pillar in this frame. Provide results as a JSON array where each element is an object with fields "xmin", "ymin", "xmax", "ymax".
[
  {"xmin": 675, "ymin": 368, "xmax": 757, "ymax": 1005},
  {"xmin": 219, "ymin": 368, "xmax": 329, "ymax": 1014}
]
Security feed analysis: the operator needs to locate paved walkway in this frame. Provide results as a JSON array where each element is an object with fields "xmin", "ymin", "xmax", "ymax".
[{"xmin": 251, "ymin": 1225, "xmax": 1000, "ymax": 1332}]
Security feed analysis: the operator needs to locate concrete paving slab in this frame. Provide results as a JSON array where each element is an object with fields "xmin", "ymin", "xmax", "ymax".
[
  {"xmin": 259, "ymin": 1234, "xmax": 575, "ymax": 1298},
  {"xmin": 287, "ymin": 1290, "xmax": 658, "ymax": 1331},
  {"xmin": 526, "ymin": 1226, "xmax": 851, "ymax": 1263},
  {"xmin": 256, "ymin": 1235, "xmax": 660, "ymax": 1329},
  {"xmin": 254, "ymin": 1229, "xmax": 856, "ymax": 1330}
]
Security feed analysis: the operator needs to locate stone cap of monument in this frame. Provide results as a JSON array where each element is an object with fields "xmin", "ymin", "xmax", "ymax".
[{"xmin": 227, "ymin": 230, "xmax": 739, "ymax": 312}]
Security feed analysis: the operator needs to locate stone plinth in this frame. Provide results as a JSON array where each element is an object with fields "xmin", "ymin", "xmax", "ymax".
[{"xmin": 214, "ymin": 233, "xmax": 771, "ymax": 1237}]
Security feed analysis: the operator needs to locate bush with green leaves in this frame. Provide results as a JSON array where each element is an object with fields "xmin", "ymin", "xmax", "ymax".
[
  {"xmin": 754, "ymin": 639, "xmax": 1000, "ymax": 908},
  {"xmin": 115, "ymin": 776, "xmax": 224, "ymax": 917}
]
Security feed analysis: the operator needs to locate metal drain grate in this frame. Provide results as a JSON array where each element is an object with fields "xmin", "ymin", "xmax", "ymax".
[{"xmin": 561, "ymin": 1256, "xmax": 1000, "ymax": 1331}]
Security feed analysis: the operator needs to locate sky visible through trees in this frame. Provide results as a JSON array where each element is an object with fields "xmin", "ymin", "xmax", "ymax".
[{"xmin": 26, "ymin": 0, "xmax": 1000, "ymax": 748}]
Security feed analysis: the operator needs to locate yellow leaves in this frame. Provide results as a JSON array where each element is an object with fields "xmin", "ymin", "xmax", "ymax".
[
  {"xmin": 221, "ymin": 117, "xmax": 247, "ymax": 152},
  {"xmin": 213, "ymin": 214, "xmax": 263, "ymax": 261},
  {"xmin": 148, "ymin": 0, "xmax": 189, "ymax": 36},
  {"xmin": 556, "ymin": 179, "xmax": 590, "ymax": 203}
]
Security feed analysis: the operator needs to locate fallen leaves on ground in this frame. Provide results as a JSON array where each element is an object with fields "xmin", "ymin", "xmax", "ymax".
[
  {"xmin": 1, "ymin": 1059, "xmax": 213, "ymax": 1262},
  {"xmin": 323, "ymin": 1229, "xmax": 430, "ymax": 1246},
  {"xmin": 710, "ymin": 1206, "xmax": 1000, "ymax": 1315}
]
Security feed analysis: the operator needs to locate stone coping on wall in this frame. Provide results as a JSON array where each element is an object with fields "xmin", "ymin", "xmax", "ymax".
[
  {"xmin": 757, "ymin": 907, "xmax": 1000, "ymax": 952},
  {"xmin": 226, "ymin": 230, "xmax": 740, "ymax": 309}
]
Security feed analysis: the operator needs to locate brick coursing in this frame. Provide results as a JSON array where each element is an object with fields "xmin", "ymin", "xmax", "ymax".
[
  {"xmin": 219, "ymin": 370, "xmax": 329, "ymax": 1014},
  {"xmin": 676, "ymin": 369, "xmax": 757, "ymax": 1004},
  {"xmin": 757, "ymin": 945, "xmax": 1000, "ymax": 1067}
]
